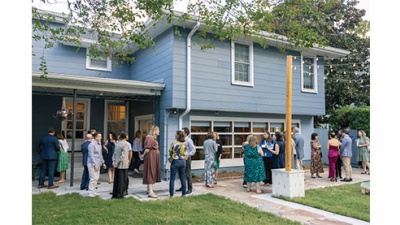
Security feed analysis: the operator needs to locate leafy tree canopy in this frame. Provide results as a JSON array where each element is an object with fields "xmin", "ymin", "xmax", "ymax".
[{"xmin": 33, "ymin": 0, "xmax": 363, "ymax": 77}]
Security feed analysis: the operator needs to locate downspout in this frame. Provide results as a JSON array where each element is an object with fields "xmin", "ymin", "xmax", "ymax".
[
  {"xmin": 179, "ymin": 20, "xmax": 201, "ymax": 129},
  {"xmin": 163, "ymin": 110, "xmax": 172, "ymax": 181}
]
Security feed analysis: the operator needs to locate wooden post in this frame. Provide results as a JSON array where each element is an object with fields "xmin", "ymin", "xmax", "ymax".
[{"xmin": 285, "ymin": 56, "xmax": 293, "ymax": 172}]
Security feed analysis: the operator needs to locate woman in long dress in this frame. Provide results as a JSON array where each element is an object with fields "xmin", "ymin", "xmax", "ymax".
[
  {"xmin": 357, "ymin": 130, "xmax": 370, "ymax": 175},
  {"xmin": 142, "ymin": 125, "xmax": 161, "ymax": 198},
  {"xmin": 327, "ymin": 132, "xmax": 341, "ymax": 182},
  {"xmin": 243, "ymin": 135, "xmax": 266, "ymax": 194},
  {"xmin": 310, "ymin": 133, "xmax": 324, "ymax": 178},
  {"xmin": 203, "ymin": 132, "xmax": 217, "ymax": 188},
  {"xmin": 56, "ymin": 132, "xmax": 69, "ymax": 183}
]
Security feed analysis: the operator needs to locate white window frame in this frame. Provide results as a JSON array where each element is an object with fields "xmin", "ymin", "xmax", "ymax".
[
  {"xmin": 231, "ymin": 41, "xmax": 254, "ymax": 87},
  {"xmin": 301, "ymin": 55, "xmax": 318, "ymax": 93},
  {"xmin": 189, "ymin": 116, "xmax": 301, "ymax": 164},
  {"xmin": 86, "ymin": 48, "xmax": 112, "ymax": 72},
  {"xmin": 104, "ymin": 100, "xmax": 128, "ymax": 135}
]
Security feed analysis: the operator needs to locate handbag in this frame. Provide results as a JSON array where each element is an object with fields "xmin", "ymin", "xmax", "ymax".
[{"xmin": 168, "ymin": 156, "xmax": 174, "ymax": 163}]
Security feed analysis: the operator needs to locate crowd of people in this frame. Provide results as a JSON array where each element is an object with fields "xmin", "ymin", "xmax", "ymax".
[{"xmin": 36, "ymin": 125, "xmax": 370, "ymax": 197}]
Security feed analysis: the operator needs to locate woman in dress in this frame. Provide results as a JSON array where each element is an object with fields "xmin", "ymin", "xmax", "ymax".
[
  {"xmin": 357, "ymin": 130, "xmax": 370, "ymax": 175},
  {"xmin": 111, "ymin": 132, "xmax": 130, "ymax": 199},
  {"xmin": 243, "ymin": 135, "xmax": 266, "ymax": 194},
  {"xmin": 103, "ymin": 131, "xmax": 117, "ymax": 184},
  {"xmin": 203, "ymin": 132, "xmax": 217, "ymax": 188},
  {"xmin": 327, "ymin": 132, "xmax": 341, "ymax": 182},
  {"xmin": 56, "ymin": 132, "xmax": 69, "ymax": 183},
  {"xmin": 268, "ymin": 132, "xmax": 285, "ymax": 169},
  {"xmin": 168, "ymin": 130, "xmax": 187, "ymax": 197},
  {"xmin": 214, "ymin": 132, "xmax": 223, "ymax": 184},
  {"xmin": 142, "ymin": 125, "xmax": 161, "ymax": 198},
  {"xmin": 310, "ymin": 133, "xmax": 324, "ymax": 178}
]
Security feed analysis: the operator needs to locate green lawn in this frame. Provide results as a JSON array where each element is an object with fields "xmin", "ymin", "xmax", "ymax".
[
  {"xmin": 32, "ymin": 192, "xmax": 301, "ymax": 225},
  {"xmin": 276, "ymin": 182, "xmax": 370, "ymax": 222}
]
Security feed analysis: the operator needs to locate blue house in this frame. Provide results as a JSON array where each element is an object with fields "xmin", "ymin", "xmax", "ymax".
[{"xmin": 32, "ymin": 9, "xmax": 350, "ymax": 178}]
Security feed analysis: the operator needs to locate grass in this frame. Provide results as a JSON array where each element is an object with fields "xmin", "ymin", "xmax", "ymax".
[
  {"xmin": 32, "ymin": 193, "xmax": 301, "ymax": 225},
  {"xmin": 275, "ymin": 182, "xmax": 370, "ymax": 222}
]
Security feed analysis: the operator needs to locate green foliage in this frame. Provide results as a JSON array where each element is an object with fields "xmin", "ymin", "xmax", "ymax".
[
  {"xmin": 277, "ymin": 182, "xmax": 370, "ymax": 222},
  {"xmin": 32, "ymin": 192, "xmax": 301, "ymax": 224},
  {"xmin": 33, "ymin": 0, "xmax": 345, "ymax": 77},
  {"xmin": 329, "ymin": 105, "xmax": 370, "ymax": 136}
]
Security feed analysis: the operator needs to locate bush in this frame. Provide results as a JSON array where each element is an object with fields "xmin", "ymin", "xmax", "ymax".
[{"xmin": 329, "ymin": 106, "xmax": 370, "ymax": 136}]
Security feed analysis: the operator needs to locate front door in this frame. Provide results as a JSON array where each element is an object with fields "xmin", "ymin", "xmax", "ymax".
[
  {"xmin": 135, "ymin": 114, "xmax": 153, "ymax": 143},
  {"xmin": 61, "ymin": 98, "xmax": 91, "ymax": 151}
]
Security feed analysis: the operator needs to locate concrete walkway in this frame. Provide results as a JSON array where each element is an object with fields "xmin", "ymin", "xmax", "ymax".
[{"xmin": 32, "ymin": 167, "xmax": 370, "ymax": 225}]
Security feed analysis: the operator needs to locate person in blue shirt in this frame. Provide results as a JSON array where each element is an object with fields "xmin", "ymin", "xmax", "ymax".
[
  {"xmin": 340, "ymin": 128, "xmax": 353, "ymax": 182},
  {"xmin": 260, "ymin": 131, "xmax": 275, "ymax": 186}
]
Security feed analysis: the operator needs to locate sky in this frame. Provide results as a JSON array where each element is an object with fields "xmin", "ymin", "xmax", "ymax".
[{"xmin": 1, "ymin": 0, "xmax": 399, "ymax": 224}]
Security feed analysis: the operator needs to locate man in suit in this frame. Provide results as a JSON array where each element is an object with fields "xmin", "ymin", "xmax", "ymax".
[
  {"xmin": 80, "ymin": 133, "xmax": 93, "ymax": 190},
  {"xmin": 292, "ymin": 127, "xmax": 305, "ymax": 170},
  {"xmin": 340, "ymin": 128, "xmax": 353, "ymax": 182},
  {"xmin": 37, "ymin": 127, "xmax": 61, "ymax": 189}
]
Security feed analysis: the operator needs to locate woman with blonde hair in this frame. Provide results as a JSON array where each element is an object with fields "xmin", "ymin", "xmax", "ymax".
[
  {"xmin": 357, "ymin": 130, "xmax": 370, "ymax": 175},
  {"xmin": 142, "ymin": 125, "xmax": 161, "ymax": 198}
]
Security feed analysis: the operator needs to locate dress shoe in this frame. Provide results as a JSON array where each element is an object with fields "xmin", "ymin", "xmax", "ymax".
[
  {"xmin": 48, "ymin": 185, "xmax": 59, "ymax": 189},
  {"xmin": 186, "ymin": 190, "xmax": 192, "ymax": 194},
  {"xmin": 176, "ymin": 188, "xmax": 183, "ymax": 192},
  {"xmin": 38, "ymin": 184, "xmax": 48, "ymax": 188},
  {"xmin": 340, "ymin": 178, "xmax": 351, "ymax": 182}
]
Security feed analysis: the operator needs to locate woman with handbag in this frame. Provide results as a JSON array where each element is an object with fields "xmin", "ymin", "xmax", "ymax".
[
  {"xmin": 168, "ymin": 130, "xmax": 187, "ymax": 197},
  {"xmin": 357, "ymin": 130, "xmax": 370, "ymax": 175}
]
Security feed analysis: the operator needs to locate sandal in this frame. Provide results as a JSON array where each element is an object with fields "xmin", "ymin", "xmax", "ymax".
[
  {"xmin": 148, "ymin": 192, "xmax": 158, "ymax": 198},
  {"xmin": 206, "ymin": 184, "xmax": 214, "ymax": 188},
  {"xmin": 256, "ymin": 189, "xmax": 262, "ymax": 194},
  {"xmin": 361, "ymin": 171, "xmax": 367, "ymax": 174}
]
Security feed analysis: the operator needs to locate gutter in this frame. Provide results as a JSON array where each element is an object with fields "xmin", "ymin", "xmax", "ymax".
[{"xmin": 178, "ymin": 20, "xmax": 201, "ymax": 129}]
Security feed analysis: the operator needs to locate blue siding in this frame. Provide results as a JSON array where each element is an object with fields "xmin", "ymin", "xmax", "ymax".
[
  {"xmin": 130, "ymin": 28, "xmax": 174, "ymax": 110},
  {"xmin": 32, "ymin": 21, "xmax": 131, "ymax": 79},
  {"xmin": 172, "ymin": 31, "xmax": 326, "ymax": 116}
]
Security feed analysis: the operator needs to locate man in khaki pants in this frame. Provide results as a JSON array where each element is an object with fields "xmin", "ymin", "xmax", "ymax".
[{"xmin": 340, "ymin": 128, "xmax": 353, "ymax": 182}]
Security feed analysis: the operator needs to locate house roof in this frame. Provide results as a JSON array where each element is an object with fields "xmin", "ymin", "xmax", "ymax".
[
  {"xmin": 34, "ymin": 8, "xmax": 350, "ymax": 59},
  {"xmin": 32, "ymin": 72, "xmax": 165, "ymax": 98},
  {"xmin": 143, "ymin": 13, "xmax": 350, "ymax": 59}
]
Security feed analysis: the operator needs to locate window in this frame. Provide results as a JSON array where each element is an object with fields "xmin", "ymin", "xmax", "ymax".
[
  {"xmin": 301, "ymin": 56, "xmax": 317, "ymax": 93},
  {"xmin": 105, "ymin": 101, "xmax": 127, "ymax": 135},
  {"xmin": 231, "ymin": 41, "xmax": 254, "ymax": 86},
  {"xmin": 86, "ymin": 48, "xmax": 112, "ymax": 71},
  {"xmin": 190, "ymin": 118, "xmax": 300, "ymax": 161}
]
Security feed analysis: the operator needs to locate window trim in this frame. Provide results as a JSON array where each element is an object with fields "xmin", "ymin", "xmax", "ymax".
[
  {"xmin": 231, "ymin": 40, "xmax": 254, "ymax": 87},
  {"xmin": 104, "ymin": 100, "xmax": 128, "ymax": 135},
  {"xmin": 86, "ymin": 48, "xmax": 112, "ymax": 72},
  {"xmin": 301, "ymin": 55, "xmax": 318, "ymax": 93},
  {"xmin": 190, "ymin": 116, "xmax": 301, "ymax": 161}
]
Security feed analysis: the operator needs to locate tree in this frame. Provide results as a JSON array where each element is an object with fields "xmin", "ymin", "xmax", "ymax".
[{"xmin": 33, "ymin": 0, "xmax": 351, "ymax": 77}]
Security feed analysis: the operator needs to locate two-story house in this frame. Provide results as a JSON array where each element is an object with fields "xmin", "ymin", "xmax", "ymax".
[{"xmin": 32, "ymin": 9, "xmax": 349, "ymax": 178}]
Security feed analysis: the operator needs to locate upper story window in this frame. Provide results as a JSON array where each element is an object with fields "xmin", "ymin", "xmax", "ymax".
[
  {"xmin": 86, "ymin": 48, "xmax": 112, "ymax": 72},
  {"xmin": 301, "ymin": 56, "xmax": 318, "ymax": 93},
  {"xmin": 231, "ymin": 41, "xmax": 254, "ymax": 86}
]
